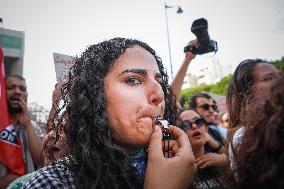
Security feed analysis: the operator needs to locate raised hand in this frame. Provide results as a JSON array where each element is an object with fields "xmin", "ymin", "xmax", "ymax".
[{"xmin": 15, "ymin": 96, "xmax": 31, "ymax": 128}]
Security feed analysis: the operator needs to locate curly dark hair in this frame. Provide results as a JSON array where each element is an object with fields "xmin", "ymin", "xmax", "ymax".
[
  {"xmin": 57, "ymin": 37, "xmax": 177, "ymax": 189},
  {"xmin": 234, "ymin": 74, "xmax": 284, "ymax": 189}
]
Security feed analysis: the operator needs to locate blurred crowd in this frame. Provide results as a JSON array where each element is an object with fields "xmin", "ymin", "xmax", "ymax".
[{"xmin": 0, "ymin": 38, "xmax": 283, "ymax": 189}]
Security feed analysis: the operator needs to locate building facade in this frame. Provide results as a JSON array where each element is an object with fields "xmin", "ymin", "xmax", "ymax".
[
  {"xmin": 0, "ymin": 27, "xmax": 24, "ymax": 76},
  {"xmin": 182, "ymin": 58, "xmax": 232, "ymax": 89}
]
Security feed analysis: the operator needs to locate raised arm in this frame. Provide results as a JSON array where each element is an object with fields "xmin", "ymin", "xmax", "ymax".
[
  {"xmin": 170, "ymin": 40, "xmax": 198, "ymax": 101},
  {"xmin": 16, "ymin": 97, "xmax": 43, "ymax": 166}
]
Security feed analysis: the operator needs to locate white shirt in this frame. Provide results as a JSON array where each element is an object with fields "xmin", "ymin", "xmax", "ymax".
[{"xmin": 228, "ymin": 127, "xmax": 245, "ymax": 181}]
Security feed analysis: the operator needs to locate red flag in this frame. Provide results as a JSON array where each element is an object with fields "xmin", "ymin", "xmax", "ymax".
[{"xmin": 0, "ymin": 46, "xmax": 26, "ymax": 175}]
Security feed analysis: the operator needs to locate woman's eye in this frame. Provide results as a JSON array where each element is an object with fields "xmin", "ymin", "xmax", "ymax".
[
  {"xmin": 263, "ymin": 76, "xmax": 274, "ymax": 82},
  {"xmin": 125, "ymin": 77, "xmax": 142, "ymax": 85}
]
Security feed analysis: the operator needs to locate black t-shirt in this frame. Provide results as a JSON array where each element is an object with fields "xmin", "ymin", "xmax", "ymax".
[{"xmin": 189, "ymin": 166, "xmax": 226, "ymax": 189}]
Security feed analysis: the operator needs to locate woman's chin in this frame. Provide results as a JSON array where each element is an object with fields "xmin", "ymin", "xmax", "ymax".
[{"xmin": 191, "ymin": 140, "xmax": 205, "ymax": 149}]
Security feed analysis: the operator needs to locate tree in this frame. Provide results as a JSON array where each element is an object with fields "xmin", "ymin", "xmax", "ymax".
[
  {"xmin": 208, "ymin": 75, "xmax": 232, "ymax": 96},
  {"xmin": 180, "ymin": 84, "xmax": 212, "ymax": 108},
  {"xmin": 270, "ymin": 56, "xmax": 284, "ymax": 72},
  {"xmin": 180, "ymin": 75, "xmax": 232, "ymax": 108}
]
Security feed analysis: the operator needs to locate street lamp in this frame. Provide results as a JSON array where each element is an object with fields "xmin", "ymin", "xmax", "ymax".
[{"xmin": 164, "ymin": 2, "xmax": 183, "ymax": 80}]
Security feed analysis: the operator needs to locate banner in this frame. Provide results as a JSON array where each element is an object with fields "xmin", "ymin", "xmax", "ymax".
[
  {"xmin": 53, "ymin": 52, "xmax": 74, "ymax": 83},
  {"xmin": 0, "ymin": 46, "xmax": 25, "ymax": 175}
]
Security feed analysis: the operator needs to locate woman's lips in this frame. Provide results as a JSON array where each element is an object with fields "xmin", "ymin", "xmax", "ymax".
[{"xmin": 191, "ymin": 131, "xmax": 202, "ymax": 138}]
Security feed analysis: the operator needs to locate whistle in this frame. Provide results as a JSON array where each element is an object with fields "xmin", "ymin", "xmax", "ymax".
[
  {"xmin": 153, "ymin": 117, "xmax": 170, "ymax": 158},
  {"xmin": 153, "ymin": 118, "xmax": 169, "ymax": 130}
]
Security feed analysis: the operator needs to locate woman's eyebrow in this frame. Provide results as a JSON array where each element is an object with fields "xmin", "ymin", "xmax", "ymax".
[
  {"xmin": 119, "ymin": 68, "xmax": 147, "ymax": 76},
  {"xmin": 260, "ymin": 72, "xmax": 278, "ymax": 78}
]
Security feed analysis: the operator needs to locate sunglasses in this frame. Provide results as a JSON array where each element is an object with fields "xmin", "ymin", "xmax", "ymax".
[
  {"xmin": 196, "ymin": 104, "xmax": 218, "ymax": 111},
  {"xmin": 181, "ymin": 117, "xmax": 206, "ymax": 131}
]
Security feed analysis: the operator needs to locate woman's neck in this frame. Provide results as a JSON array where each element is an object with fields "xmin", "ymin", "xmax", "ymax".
[{"xmin": 193, "ymin": 145, "xmax": 205, "ymax": 158}]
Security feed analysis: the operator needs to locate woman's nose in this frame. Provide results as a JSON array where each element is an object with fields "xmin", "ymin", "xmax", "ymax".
[
  {"xmin": 148, "ymin": 79, "xmax": 164, "ymax": 106},
  {"xmin": 191, "ymin": 123, "xmax": 198, "ymax": 129}
]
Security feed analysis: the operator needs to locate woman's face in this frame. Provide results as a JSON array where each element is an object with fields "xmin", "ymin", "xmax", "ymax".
[
  {"xmin": 180, "ymin": 110, "xmax": 207, "ymax": 150},
  {"xmin": 220, "ymin": 113, "xmax": 229, "ymax": 128},
  {"xmin": 252, "ymin": 63, "xmax": 280, "ymax": 99},
  {"xmin": 104, "ymin": 46, "xmax": 165, "ymax": 153}
]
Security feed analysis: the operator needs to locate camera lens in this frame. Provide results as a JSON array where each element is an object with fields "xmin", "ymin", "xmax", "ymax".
[
  {"xmin": 184, "ymin": 18, "xmax": 218, "ymax": 55},
  {"xmin": 191, "ymin": 18, "xmax": 210, "ymax": 45}
]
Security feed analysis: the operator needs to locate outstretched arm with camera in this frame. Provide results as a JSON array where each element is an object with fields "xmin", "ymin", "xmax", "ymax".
[
  {"xmin": 170, "ymin": 18, "xmax": 217, "ymax": 108},
  {"xmin": 170, "ymin": 40, "xmax": 198, "ymax": 106}
]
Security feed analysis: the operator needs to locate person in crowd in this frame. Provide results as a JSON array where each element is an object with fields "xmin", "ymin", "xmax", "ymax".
[
  {"xmin": 179, "ymin": 108, "xmax": 228, "ymax": 189},
  {"xmin": 169, "ymin": 39, "xmax": 226, "ymax": 152},
  {"xmin": 189, "ymin": 93, "xmax": 226, "ymax": 153},
  {"xmin": 226, "ymin": 59, "xmax": 281, "ymax": 177},
  {"xmin": 213, "ymin": 99, "xmax": 227, "ymax": 139},
  {"xmin": 220, "ymin": 112, "xmax": 229, "ymax": 129},
  {"xmin": 0, "ymin": 75, "xmax": 43, "ymax": 188},
  {"xmin": 213, "ymin": 105, "xmax": 221, "ymax": 125},
  {"xmin": 212, "ymin": 101, "xmax": 227, "ymax": 139},
  {"xmin": 7, "ymin": 125, "xmax": 68, "ymax": 189},
  {"xmin": 43, "ymin": 83, "xmax": 69, "ymax": 166},
  {"xmin": 7, "ymin": 84, "xmax": 69, "ymax": 189},
  {"xmin": 22, "ymin": 37, "xmax": 196, "ymax": 189},
  {"xmin": 232, "ymin": 73, "xmax": 284, "ymax": 189}
]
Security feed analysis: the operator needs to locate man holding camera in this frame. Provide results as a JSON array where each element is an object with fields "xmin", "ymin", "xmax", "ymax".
[
  {"xmin": 170, "ymin": 39, "xmax": 198, "ymax": 104},
  {"xmin": 170, "ymin": 41, "xmax": 229, "ymax": 170},
  {"xmin": 170, "ymin": 18, "xmax": 229, "ymax": 170}
]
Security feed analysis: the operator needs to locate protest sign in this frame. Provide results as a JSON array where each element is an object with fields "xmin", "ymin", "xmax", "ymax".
[{"xmin": 53, "ymin": 52, "xmax": 74, "ymax": 83}]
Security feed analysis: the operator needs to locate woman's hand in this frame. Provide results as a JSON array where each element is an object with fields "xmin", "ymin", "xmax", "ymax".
[
  {"xmin": 144, "ymin": 125, "xmax": 196, "ymax": 189},
  {"xmin": 195, "ymin": 153, "xmax": 228, "ymax": 169}
]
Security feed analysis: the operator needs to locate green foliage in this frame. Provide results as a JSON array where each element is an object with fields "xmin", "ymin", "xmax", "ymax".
[
  {"xmin": 180, "ymin": 84, "xmax": 212, "ymax": 108},
  {"xmin": 270, "ymin": 56, "xmax": 284, "ymax": 72},
  {"xmin": 208, "ymin": 75, "xmax": 232, "ymax": 96},
  {"xmin": 180, "ymin": 75, "xmax": 232, "ymax": 108}
]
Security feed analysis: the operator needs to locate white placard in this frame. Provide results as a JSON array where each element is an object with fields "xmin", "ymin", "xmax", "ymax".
[{"xmin": 53, "ymin": 52, "xmax": 75, "ymax": 83}]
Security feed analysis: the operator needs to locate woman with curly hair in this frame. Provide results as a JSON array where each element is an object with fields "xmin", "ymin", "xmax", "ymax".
[
  {"xmin": 234, "ymin": 74, "xmax": 284, "ymax": 189},
  {"xmin": 226, "ymin": 59, "xmax": 280, "ymax": 181},
  {"xmin": 23, "ymin": 37, "xmax": 195, "ymax": 189}
]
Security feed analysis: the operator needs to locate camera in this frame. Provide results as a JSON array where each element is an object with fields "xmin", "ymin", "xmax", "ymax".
[{"xmin": 184, "ymin": 18, "xmax": 218, "ymax": 55}]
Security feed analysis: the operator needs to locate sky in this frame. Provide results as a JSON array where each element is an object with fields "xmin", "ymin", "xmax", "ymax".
[{"xmin": 1, "ymin": 0, "xmax": 284, "ymax": 110}]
